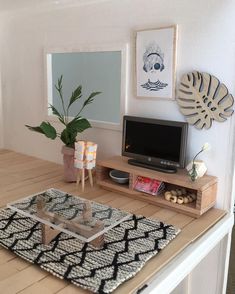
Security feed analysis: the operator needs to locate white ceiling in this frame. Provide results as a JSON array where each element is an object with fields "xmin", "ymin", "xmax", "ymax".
[{"xmin": 0, "ymin": 0, "xmax": 108, "ymax": 12}]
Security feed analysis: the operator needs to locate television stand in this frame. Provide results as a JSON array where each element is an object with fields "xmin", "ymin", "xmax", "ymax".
[
  {"xmin": 128, "ymin": 159, "xmax": 177, "ymax": 174},
  {"xmin": 96, "ymin": 156, "xmax": 218, "ymax": 218}
]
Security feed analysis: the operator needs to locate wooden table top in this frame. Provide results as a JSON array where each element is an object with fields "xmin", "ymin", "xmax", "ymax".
[{"xmin": 0, "ymin": 150, "xmax": 226, "ymax": 294}]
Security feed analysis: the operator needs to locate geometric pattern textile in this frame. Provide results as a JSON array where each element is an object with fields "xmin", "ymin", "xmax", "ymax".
[
  {"xmin": 0, "ymin": 202, "xmax": 180, "ymax": 293},
  {"xmin": 7, "ymin": 189, "xmax": 131, "ymax": 242}
]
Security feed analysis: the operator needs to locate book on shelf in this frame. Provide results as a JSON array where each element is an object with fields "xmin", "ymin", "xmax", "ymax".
[{"xmin": 134, "ymin": 176, "xmax": 165, "ymax": 196}]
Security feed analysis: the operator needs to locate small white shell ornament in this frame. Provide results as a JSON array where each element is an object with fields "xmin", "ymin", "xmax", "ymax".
[{"xmin": 177, "ymin": 71, "xmax": 234, "ymax": 129}]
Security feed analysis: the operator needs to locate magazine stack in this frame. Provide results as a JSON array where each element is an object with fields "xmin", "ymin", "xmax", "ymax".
[{"xmin": 134, "ymin": 176, "xmax": 165, "ymax": 196}]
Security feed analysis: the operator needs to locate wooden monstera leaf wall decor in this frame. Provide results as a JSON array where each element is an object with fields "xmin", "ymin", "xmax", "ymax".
[{"xmin": 177, "ymin": 71, "xmax": 234, "ymax": 129}]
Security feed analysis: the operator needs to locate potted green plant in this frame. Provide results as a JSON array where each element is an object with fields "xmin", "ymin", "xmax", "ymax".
[{"xmin": 26, "ymin": 75, "xmax": 101, "ymax": 182}]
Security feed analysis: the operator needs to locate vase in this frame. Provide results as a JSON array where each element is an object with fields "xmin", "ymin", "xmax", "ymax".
[
  {"xmin": 61, "ymin": 146, "xmax": 77, "ymax": 182},
  {"xmin": 186, "ymin": 160, "xmax": 207, "ymax": 181}
]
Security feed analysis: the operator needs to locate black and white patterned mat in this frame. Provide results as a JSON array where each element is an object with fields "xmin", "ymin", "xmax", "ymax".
[{"xmin": 0, "ymin": 196, "xmax": 180, "ymax": 293}]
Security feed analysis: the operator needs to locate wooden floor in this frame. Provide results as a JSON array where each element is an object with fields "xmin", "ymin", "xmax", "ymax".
[{"xmin": 0, "ymin": 150, "xmax": 226, "ymax": 294}]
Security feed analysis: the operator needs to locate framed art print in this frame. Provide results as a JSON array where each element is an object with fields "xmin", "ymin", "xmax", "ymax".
[{"xmin": 136, "ymin": 25, "xmax": 177, "ymax": 99}]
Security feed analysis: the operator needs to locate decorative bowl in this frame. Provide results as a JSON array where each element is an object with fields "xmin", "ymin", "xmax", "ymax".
[{"xmin": 109, "ymin": 169, "xmax": 129, "ymax": 184}]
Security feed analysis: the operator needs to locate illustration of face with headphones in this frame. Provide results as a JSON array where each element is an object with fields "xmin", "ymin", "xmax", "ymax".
[
  {"xmin": 141, "ymin": 43, "xmax": 168, "ymax": 91},
  {"xmin": 143, "ymin": 43, "xmax": 165, "ymax": 73}
]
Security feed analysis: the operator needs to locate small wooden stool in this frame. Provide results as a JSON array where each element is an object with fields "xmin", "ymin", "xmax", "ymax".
[
  {"xmin": 76, "ymin": 168, "xmax": 94, "ymax": 191},
  {"xmin": 74, "ymin": 141, "xmax": 97, "ymax": 192}
]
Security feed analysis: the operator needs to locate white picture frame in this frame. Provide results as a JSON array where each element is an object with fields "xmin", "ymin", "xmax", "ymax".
[
  {"xmin": 44, "ymin": 44, "xmax": 128, "ymax": 131},
  {"xmin": 136, "ymin": 25, "xmax": 177, "ymax": 100}
]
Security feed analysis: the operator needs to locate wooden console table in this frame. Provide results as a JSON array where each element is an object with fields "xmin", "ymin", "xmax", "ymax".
[
  {"xmin": 97, "ymin": 156, "xmax": 217, "ymax": 218},
  {"xmin": 0, "ymin": 150, "xmax": 232, "ymax": 294}
]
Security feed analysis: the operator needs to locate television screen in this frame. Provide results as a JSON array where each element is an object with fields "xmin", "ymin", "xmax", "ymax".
[{"xmin": 122, "ymin": 116, "xmax": 188, "ymax": 173}]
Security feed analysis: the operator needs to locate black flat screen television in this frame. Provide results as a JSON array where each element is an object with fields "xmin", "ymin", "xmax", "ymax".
[{"xmin": 122, "ymin": 116, "xmax": 188, "ymax": 173}]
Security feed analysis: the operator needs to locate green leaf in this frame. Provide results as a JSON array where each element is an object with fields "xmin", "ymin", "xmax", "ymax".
[
  {"xmin": 25, "ymin": 122, "xmax": 57, "ymax": 140},
  {"xmin": 66, "ymin": 116, "xmax": 78, "ymax": 127},
  {"xmin": 68, "ymin": 85, "xmax": 82, "ymax": 109},
  {"xmin": 25, "ymin": 125, "xmax": 44, "ymax": 134},
  {"xmin": 60, "ymin": 118, "xmax": 91, "ymax": 147},
  {"xmin": 40, "ymin": 122, "xmax": 57, "ymax": 139},
  {"xmin": 82, "ymin": 91, "xmax": 101, "ymax": 108},
  {"xmin": 58, "ymin": 75, "xmax": 63, "ymax": 90},
  {"xmin": 67, "ymin": 117, "xmax": 91, "ymax": 133},
  {"xmin": 49, "ymin": 104, "xmax": 65, "ymax": 125},
  {"xmin": 60, "ymin": 128, "xmax": 77, "ymax": 147},
  {"xmin": 55, "ymin": 76, "xmax": 63, "ymax": 92}
]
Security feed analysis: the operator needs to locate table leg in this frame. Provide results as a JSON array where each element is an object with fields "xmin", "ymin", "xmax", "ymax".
[
  {"xmin": 41, "ymin": 224, "xmax": 61, "ymax": 245},
  {"xmin": 88, "ymin": 169, "xmax": 93, "ymax": 187},
  {"xmin": 90, "ymin": 234, "xmax": 104, "ymax": 248},
  {"xmin": 76, "ymin": 169, "xmax": 80, "ymax": 186},
  {"xmin": 81, "ymin": 168, "xmax": 85, "ymax": 191}
]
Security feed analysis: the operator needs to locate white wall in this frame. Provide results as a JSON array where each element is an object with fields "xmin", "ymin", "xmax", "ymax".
[
  {"xmin": 1, "ymin": 0, "xmax": 235, "ymax": 293},
  {"xmin": 0, "ymin": 69, "xmax": 3, "ymax": 149},
  {"xmin": 0, "ymin": 14, "xmax": 6, "ymax": 149}
]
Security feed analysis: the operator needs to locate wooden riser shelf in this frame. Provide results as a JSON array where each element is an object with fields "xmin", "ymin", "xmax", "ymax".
[
  {"xmin": 97, "ymin": 179, "xmax": 209, "ymax": 218},
  {"xmin": 97, "ymin": 156, "xmax": 218, "ymax": 218}
]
